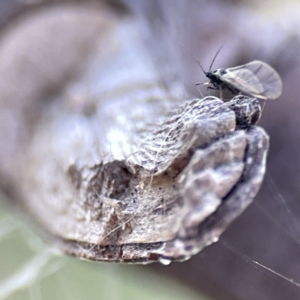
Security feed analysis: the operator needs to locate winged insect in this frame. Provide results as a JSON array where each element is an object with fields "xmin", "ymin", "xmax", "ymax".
[
  {"xmin": 204, "ymin": 60, "xmax": 282, "ymax": 100},
  {"xmin": 192, "ymin": 47, "xmax": 282, "ymax": 100}
]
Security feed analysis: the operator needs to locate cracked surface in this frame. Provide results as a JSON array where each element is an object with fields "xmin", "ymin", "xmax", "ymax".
[{"xmin": 20, "ymin": 93, "xmax": 268, "ymax": 263}]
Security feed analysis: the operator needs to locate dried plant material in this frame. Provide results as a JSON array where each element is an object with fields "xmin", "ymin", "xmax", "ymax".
[
  {"xmin": 6, "ymin": 94, "xmax": 269, "ymax": 264},
  {"xmin": 0, "ymin": 3, "xmax": 272, "ymax": 264},
  {"xmin": 53, "ymin": 95, "xmax": 268, "ymax": 264}
]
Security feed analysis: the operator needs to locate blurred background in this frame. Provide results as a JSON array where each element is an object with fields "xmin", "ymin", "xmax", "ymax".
[{"xmin": 1, "ymin": 0, "xmax": 300, "ymax": 299}]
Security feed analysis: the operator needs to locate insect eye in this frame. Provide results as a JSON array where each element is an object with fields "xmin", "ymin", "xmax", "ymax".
[{"xmin": 220, "ymin": 69, "xmax": 227, "ymax": 75}]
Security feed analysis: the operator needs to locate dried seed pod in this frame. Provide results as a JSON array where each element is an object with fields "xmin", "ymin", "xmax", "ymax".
[
  {"xmin": 55, "ymin": 95, "xmax": 268, "ymax": 263},
  {"xmin": 0, "ymin": 3, "xmax": 271, "ymax": 264}
]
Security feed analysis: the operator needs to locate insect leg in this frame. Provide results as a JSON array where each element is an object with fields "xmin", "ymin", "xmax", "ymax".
[
  {"xmin": 195, "ymin": 82, "xmax": 209, "ymax": 97},
  {"xmin": 205, "ymin": 85, "xmax": 220, "ymax": 96},
  {"xmin": 195, "ymin": 82, "xmax": 209, "ymax": 86},
  {"xmin": 219, "ymin": 86, "xmax": 223, "ymax": 99}
]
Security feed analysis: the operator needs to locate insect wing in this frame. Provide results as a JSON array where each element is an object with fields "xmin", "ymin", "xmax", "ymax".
[
  {"xmin": 222, "ymin": 67, "xmax": 264, "ymax": 95},
  {"xmin": 222, "ymin": 60, "xmax": 282, "ymax": 100}
]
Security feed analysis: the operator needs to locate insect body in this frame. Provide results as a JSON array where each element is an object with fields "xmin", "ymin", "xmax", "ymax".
[{"xmin": 204, "ymin": 60, "xmax": 282, "ymax": 100}]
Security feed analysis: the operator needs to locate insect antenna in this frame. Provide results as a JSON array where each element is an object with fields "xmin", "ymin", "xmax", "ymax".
[
  {"xmin": 208, "ymin": 44, "xmax": 224, "ymax": 71},
  {"xmin": 180, "ymin": 43, "xmax": 207, "ymax": 75},
  {"xmin": 191, "ymin": 53, "xmax": 206, "ymax": 75}
]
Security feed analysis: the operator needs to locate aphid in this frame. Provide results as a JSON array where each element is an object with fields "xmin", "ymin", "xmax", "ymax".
[
  {"xmin": 195, "ymin": 47, "xmax": 282, "ymax": 100},
  {"xmin": 203, "ymin": 60, "xmax": 283, "ymax": 100}
]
